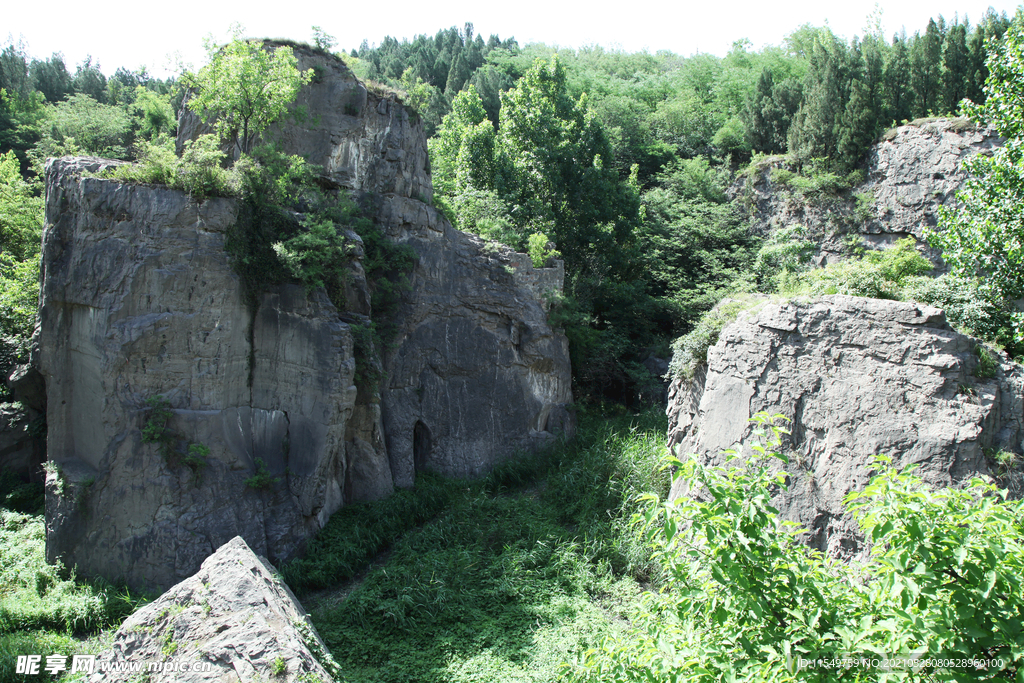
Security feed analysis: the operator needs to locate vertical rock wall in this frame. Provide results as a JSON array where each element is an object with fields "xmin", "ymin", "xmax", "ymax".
[
  {"xmin": 39, "ymin": 157, "xmax": 376, "ymax": 591},
  {"xmin": 41, "ymin": 44, "xmax": 571, "ymax": 591}
]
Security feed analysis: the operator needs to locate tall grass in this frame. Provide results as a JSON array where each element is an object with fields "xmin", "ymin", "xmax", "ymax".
[
  {"xmin": 0, "ymin": 509, "xmax": 147, "ymax": 683},
  {"xmin": 291, "ymin": 407, "xmax": 668, "ymax": 683}
]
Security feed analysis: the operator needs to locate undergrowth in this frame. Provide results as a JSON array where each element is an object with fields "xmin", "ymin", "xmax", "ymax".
[
  {"xmin": 283, "ymin": 408, "xmax": 668, "ymax": 683},
  {"xmin": 0, "ymin": 509, "xmax": 149, "ymax": 683}
]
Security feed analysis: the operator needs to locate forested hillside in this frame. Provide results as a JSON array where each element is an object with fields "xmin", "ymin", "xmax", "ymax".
[{"xmin": 0, "ymin": 9, "xmax": 1016, "ymax": 407}]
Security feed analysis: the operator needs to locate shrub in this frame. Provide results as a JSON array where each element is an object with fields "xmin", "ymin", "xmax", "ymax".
[
  {"xmin": 527, "ymin": 231, "xmax": 560, "ymax": 268},
  {"xmin": 782, "ymin": 237, "xmax": 932, "ymax": 300},
  {"xmin": 571, "ymin": 415, "xmax": 1024, "ymax": 682}
]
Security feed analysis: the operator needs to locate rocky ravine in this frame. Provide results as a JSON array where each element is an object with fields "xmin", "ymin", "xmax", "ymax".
[
  {"xmin": 40, "ymin": 44, "xmax": 571, "ymax": 592},
  {"xmin": 667, "ymin": 296, "xmax": 1024, "ymax": 556}
]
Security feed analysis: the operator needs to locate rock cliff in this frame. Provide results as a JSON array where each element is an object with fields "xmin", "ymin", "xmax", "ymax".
[
  {"xmin": 740, "ymin": 118, "xmax": 1002, "ymax": 265},
  {"xmin": 667, "ymin": 296, "xmax": 1024, "ymax": 556},
  {"xmin": 41, "ymin": 44, "xmax": 571, "ymax": 591}
]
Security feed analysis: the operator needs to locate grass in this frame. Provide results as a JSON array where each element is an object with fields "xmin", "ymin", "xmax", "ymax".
[
  {"xmin": 285, "ymin": 407, "xmax": 668, "ymax": 683},
  {"xmin": 0, "ymin": 409, "xmax": 667, "ymax": 683},
  {"xmin": 0, "ymin": 501, "xmax": 149, "ymax": 683}
]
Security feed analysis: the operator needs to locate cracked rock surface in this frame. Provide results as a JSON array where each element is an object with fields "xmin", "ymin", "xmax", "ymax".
[{"xmin": 667, "ymin": 296, "xmax": 1024, "ymax": 556}]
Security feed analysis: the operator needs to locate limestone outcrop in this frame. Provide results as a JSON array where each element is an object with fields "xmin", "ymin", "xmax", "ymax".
[
  {"xmin": 739, "ymin": 118, "xmax": 1002, "ymax": 265},
  {"xmin": 40, "ymin": 157, "xmax": 369, "ymax": 592},
  {"xmin": 87, "ymin": 536, "xmax": 338, "ymax": 683},
  {"xmin": 374, "ymin": 195, "xmax": 572, "ymax": 486},
  {"xmin": 667, "ymin": 296, "xmax": 1024, "ymax": 556},
  {"xmin": 41, "ymin": 45, "xmax": 571, "ymax": 591}
]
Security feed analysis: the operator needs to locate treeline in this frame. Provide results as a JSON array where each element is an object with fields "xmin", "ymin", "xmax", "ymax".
[
  {"xmin": 0, "ymin": 42, "xmax": 182, "ymax": 174},
  {"xmin": 386, "ymin": 10, "xmax": 1011, "ymax": 403}
]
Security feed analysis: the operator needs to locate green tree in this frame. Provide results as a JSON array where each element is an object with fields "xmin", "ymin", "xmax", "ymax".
[
  {"xmin": 29, "ymin": 53, "xmax": 73, "ymax": 103},
  {"xmin": 942, "ymin": 23, "xmax": 970, "ymax": 113},
  {"xmin": 931, "ymin": 8, "xmax": 1024, "ymax": 346},
  {"xmin": 883, "ymin": 35, "xmax": 913, "ymax": 123},
  {"xmin": 911, "ymin": 19, "xmax": 943, "ymax": 114},
  {"xmin": 29, "ymin": 93, "xmax": 133, "ymax": 171},
  {"xmin": 184, "ymin": 34, "xmax": 313, "ymax": 154},
  {"xmin": 72, "ymin": 56, "xmax": 107, "ymax": 103}
]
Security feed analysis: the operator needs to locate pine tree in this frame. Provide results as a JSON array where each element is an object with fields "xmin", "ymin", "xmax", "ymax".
[
  {"xmin": 911, "ymin": 20, "xmax": 943, "ymax": 115},
  {"xmin": 942, "ymin": 23, "xmax": 970, "ymax": 113},
  {"xmin": 884, "ymin": 35, "xmax": 913, "ymax": 123}
]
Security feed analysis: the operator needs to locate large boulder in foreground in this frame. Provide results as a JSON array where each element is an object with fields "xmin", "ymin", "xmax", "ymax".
[
  {"xmin": 667, "ymin": 296, "xmax": 1024, "ymax": 556},
  {"xmin": 87, "ymin": 536, "xmax": 337, "ymax": 683}
]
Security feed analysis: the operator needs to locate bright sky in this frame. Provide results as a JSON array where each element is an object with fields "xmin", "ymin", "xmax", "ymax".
[{"xmin": 5, "ymin": 0, "xmax": 1022, "ymax": 78}]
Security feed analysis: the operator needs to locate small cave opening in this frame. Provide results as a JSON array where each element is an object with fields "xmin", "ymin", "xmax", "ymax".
[{"xmin": 413, "ymin": 420, "xmax": 431, "ymax": 474}]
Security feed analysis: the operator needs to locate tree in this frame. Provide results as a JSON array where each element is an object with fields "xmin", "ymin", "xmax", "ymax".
[
  {"xmin": 931, "ymin": 9, "xmax": 1024, "ymax": 345},
  {"xmin": 184, "ymin": 34, "xmax": 312, "ymax": 155}
]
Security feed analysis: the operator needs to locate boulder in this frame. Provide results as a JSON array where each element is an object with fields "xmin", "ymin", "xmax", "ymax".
[
  {"xmin": 667, "ymin": 296, "xmax": 1024, "ymax": 556},
  {"xmin": 86, "ymin": 536, "xmax": 338, "ymax": 683}
]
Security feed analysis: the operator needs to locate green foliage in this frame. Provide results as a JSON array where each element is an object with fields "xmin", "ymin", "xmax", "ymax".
[
  {"xmin": 0, "ymin": 509, "xmax": 146, "ymax": 637},
  {"xmin": 104, "ymin": 134, "xmax": 234, "ymax": 199},
  {"xmin": 244, "ymin": 458, "xmax": 280, "ymax": 490},
  {"xmin": 641, "ymin": 157, "xmax": 758, "ymax": 326},
  {"xmin": 174, "ymin": 134, "xmax": 234, "ymax": 198},
  {"xmin": 28, "ymin": 93, "xmax": 132, "ymax": 172},
  {"xmin": 184, "ymin": 32, "xmax": 313, "ymax": 154},
  {"xmin": 974, "ymin": 344, "xmax": 999, "ymax": 379},
  {"xmin": 931, "ymin": 9, "xmax": 1024, "ymax": 348},
  {"xmin": 572, "ymin": 415, "xmax": 1024, "ymax": 682},
  {"xmin": 0, "ymin": 468, "xmax": 42, "ymax": 516},
  {"xmin": 184, "ymin": 443, "xmax": 210, "ymax": 479},
  {"xmin": 292, "ymin": 409, "xmax": 666, "ymax": 682},
  {"xmin": 141, "ymin": 395, "xmax": 175, "ymax": 458},
  {"xmin": 273, "ymin": 213, "xmax": 353, "ymax": 303},
  {"xmin": 527, "ymin": 232, "xmax": 559, "ymax": 268},
  {"xmin": 780, "ymin": 237, "xmax": 933, "ymax": 300},
  {"xmin": 751, "ymin": 223, "xmax": 816, "ymax": 291},
  {"xmin": 131, "ymin": 86, "xmax": 176, "ymax": 140},
  {"xmin": 311, "ymin": 27, "xmax": 338, "ymax": 53},
  {"xmin": 0, "ymin": 151, "xmax": 43, "ymax": 262},
  {"xmin": 902, "ymin": 274, "xmax": 1022, "ymax": 355}
]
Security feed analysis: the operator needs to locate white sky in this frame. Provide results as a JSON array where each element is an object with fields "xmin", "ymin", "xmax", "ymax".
[{"xmin": 4, "ymin": 0, "xmax": 1022, "ymax": 78}]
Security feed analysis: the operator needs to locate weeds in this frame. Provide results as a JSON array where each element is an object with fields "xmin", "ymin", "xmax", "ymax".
[{"xmin": 285, "ymin": 408, "xmax": 667, "ymax": 682}]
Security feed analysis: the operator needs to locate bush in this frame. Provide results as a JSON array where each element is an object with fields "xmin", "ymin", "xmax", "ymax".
[
  {"xmin": 781, "ymin": 237, "xmax": 932, "ymax": 300},
  {"xmin": 571, "ymin": 414, "xmax": 1024, "ymax": 682},
  {"xmin": 751, "ymin": 224, "xmax": 816, "ymax": 291},
  {"xmin": 903, "ymin": 274, "xmax": 1022, "ymax": 356}
]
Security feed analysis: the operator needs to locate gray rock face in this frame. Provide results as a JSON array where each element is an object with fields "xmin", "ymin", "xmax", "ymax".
[
  {"xmin": 42, "ymin": 45, "xmax": 570, "ymax": 590},
  {"xmin": 667, "ymin": 296, "xmax": 1024, "ymax": 556},
  {"xmin": 177, "ymin": 42, "xmax": 432, "ymax": 203},
  {"xmin": 740, "ymin": 119, "xmax": 1002, "ymax": 265},
  {"xmin": 40, "ymin": 157, "xmax": 373, "ymax": 591},
  {"xmin": 375, "ymin": 196, "xmax": 573, "ymax": 485},
  {"xmin": 180, "ymin": 42, "xmax": 573, "ymax": 485},
  {"xmin": 87, "ymin": 536, "xmax": 337, "ymax": 683}
]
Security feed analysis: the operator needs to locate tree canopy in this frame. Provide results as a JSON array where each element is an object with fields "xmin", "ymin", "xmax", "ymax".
[
  {"xmin": 932, "ymin": 8, "xmax": 1024, "ymax": 346},
  {"xmin": 184, "ymin": 35, "xmax": 312, "ymax": 154}
]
